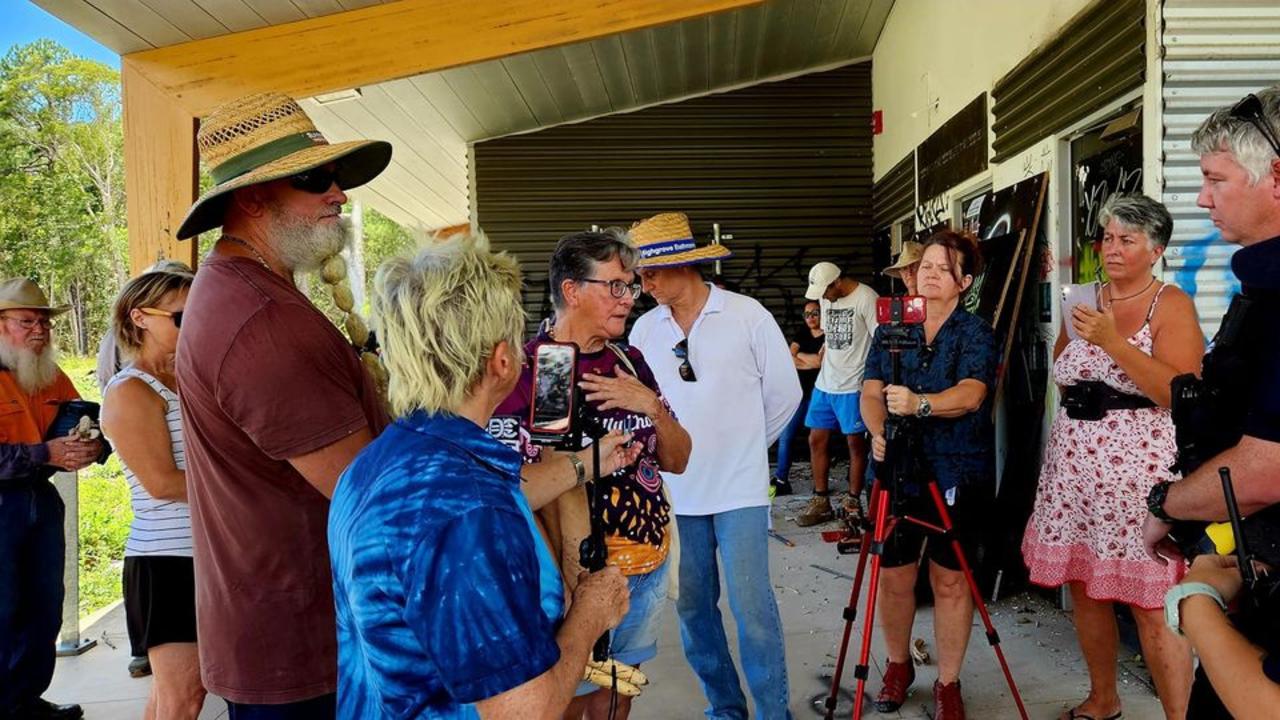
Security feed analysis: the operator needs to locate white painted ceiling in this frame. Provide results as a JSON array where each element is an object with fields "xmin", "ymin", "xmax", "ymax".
[{"xmin": 35, "ymin": 0, "xmax": 892, "ymax": 234}]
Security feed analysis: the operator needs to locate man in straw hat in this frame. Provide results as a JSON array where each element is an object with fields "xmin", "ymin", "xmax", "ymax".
[
  {"xmin": 0, "ymin": 278, "xmax": 103, "ymax": 720},
  {"xmin": 628, "ymin": 212, "xmax": 800, "ymax": 719},
  {"xmin": 885, "ymin": 239, "xmax": 923, "ymax": 295},
  {"xmin": 793, "ymin": 262, "xmax": 879, "ymax": 530},
  {"xmin": 173, "ymin": 92, "xmax": 391, "ymax": 717}
]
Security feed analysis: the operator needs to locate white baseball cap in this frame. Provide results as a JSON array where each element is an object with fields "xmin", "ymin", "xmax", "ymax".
[{"xmin": 804, "ymin": 261, "xmax": 841, "ymax": 300}]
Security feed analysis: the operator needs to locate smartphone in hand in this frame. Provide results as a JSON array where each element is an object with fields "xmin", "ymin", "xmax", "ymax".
[{"xmin": 1061, "ymin": 282, "xmax": 1100, "ymax": 342}]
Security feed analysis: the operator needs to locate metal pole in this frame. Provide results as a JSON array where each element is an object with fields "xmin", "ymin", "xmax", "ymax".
[
  {"xmin": 54, "ymin": 470, "xmax": 96, "ymax": 656},
  {"xmin": 712, "ymin": 223, "xmax": 722, "ymax": 276}
]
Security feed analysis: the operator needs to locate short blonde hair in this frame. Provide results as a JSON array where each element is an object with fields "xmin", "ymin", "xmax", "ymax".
[
  {"xmin": 373, "ymin": 232, "xmax": 525, "ymax": 416},
  {"xmin": 112, "ymin": 270, "xmax": 194, "ymax": 357}
]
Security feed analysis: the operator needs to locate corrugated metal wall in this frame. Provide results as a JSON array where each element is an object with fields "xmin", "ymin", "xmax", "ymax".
[
  {"xmin": 1162, "ymin": 0, "xmax": 1280, "ymax": 338},
  {"xmin": 991, "ymin": 0, "xmax": 1145, "ymax": 163},
  {"xmin": 474, "ymin": 62, "xmax": 873, "ymax": 335},
  {"xmin": 872, "ymin": 151, "xmax": 914, "ymax": 229}
]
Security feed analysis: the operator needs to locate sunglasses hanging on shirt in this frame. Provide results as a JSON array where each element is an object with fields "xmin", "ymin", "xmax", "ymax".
[{"xmin": 672, "ymin": 338, "xmax": 697, "ymax": 382}]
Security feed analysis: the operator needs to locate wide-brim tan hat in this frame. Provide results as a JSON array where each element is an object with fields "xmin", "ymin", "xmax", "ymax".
[
  {"xmin": 630, "ymin": 212, "xmax": 732, "ymax": 268},
  {"xmin": 884, "ymin": 240, "xmax": 924, "ymax": 279},
  {"xmin": 0, "ymin": 278, "xmax": 70, "ymax": 316},
  {"xmin": 176, "ymin": 92, "xmax": 392, "ymax": 240}
]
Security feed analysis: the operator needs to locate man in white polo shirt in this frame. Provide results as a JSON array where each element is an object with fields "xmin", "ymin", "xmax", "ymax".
[
  {"xmin": 629, "ymin": 212, "xmax": 801, "ymax": 720},
  {"xmin": 794, "ymin": 261, "xmax": 879, "ymax": 529}
]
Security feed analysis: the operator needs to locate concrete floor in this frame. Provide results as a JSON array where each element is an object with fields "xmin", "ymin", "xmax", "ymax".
[{"xmin": 45, "ymin": 464, "xmax": 1167, "ymax": 720}]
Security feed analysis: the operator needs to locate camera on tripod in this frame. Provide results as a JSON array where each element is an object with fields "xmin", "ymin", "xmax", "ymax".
[
  {"xmin": 875, "ymin": 295, "xmax": 926, "ymax": 346},
  {"xmin": 874, "ymin": 294, "xmax": 928, "ymax": 488}
]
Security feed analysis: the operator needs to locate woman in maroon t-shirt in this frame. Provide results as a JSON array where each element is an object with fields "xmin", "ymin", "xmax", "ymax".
[{"xmin": 492, "ymin": 229, "xmax": 691, "ymax": 720}]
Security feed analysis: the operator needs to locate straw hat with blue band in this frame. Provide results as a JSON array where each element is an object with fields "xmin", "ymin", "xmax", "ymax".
[
  {"xmin": 176, "ymin": 92, "xmax": 392, "ymax": 240},
  {"xmin": 630, "ymin": 212, "xmax": 732, "ymax": 268}
]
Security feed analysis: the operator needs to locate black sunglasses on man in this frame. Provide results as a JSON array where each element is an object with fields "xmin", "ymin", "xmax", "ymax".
[
  {"xmin": 1230, "ymin": 93, "xmax": 1280, "ymax": 159},
  {"xmin": 289, "ymin": 167, "xmax": 347, "ymax": 194},
  {"xmin": 672, "ymin": 338, "xmax": 697, "ymax": 382}
]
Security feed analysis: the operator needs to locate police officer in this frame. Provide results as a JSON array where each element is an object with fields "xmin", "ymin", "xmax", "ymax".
[{"xmin": 1142, "ymin": 85, "xmax": 1280, "ymax": 718}]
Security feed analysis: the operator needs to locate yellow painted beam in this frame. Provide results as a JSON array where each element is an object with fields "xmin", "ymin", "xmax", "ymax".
[
  {"xmin": 122, "ymin": 64, "xmax": 199, "ymax": 274},
  {"xmin": 123, "ymin": 0, "xmax": 763, "ymax": 117},
  {"xmin": 121, "ymin": 0, "xmax": 760, "ymax": 273}
]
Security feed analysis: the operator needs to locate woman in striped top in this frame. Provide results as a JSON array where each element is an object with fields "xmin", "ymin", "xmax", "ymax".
[{"xmin": 102, "ymin": 269, "xmax": 205, "ymax": 720}]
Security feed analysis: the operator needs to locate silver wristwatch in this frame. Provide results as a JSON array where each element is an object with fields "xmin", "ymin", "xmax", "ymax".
[
  {"xmin": 567, "ymin": 452, "xmax": 586, "ymax": 488},
  {"xmin": 915, "ymin": 394, "xmax": 933, "ymax": 418}
]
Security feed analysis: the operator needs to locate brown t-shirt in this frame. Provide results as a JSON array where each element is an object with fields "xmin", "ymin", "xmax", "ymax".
[{"xmin": 176, "ymin": 255, "xmax": 388, "ymax": 704}]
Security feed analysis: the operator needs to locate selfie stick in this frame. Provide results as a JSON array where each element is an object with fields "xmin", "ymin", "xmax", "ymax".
[{"xmin": 575, "ymin": 397, "xmax": 612, "ymax": 662}]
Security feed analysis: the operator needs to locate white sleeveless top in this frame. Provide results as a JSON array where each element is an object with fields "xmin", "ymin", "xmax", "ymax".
[{"xmin": 106, "ymin": 367, "xmax": 193, "ymax": 558}]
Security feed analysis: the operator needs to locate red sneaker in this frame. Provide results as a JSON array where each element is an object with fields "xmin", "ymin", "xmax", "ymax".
[
  {"xmin": 934, "ymin": 679, "xmax": 966, "ymax": 720},
  {"xmin": 873, "ymin": 659, "xmax": 915, "ymax": 712}
]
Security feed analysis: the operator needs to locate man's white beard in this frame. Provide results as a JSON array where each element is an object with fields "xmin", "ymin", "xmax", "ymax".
[
  {"xmin": 0, "ymin": 342, "xmax": 59, "ymax": 394},
  {"xmin": 271, "ymin": 209, "xmax": 351, "ymax": 273}
]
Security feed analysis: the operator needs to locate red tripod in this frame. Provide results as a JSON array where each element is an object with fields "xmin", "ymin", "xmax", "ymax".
[
  {"xmin": 820, "ymin": 316, "xmax": 1028, "ymax": 720},
  {"xmin": 821, "ymin": 478, "xmax": 1029, "ymax": 719}
]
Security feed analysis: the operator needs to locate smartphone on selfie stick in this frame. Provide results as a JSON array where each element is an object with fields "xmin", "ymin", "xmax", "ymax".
[{"xmin": 529, "ymin": 341, "xmax": 611, "ymax": 662}]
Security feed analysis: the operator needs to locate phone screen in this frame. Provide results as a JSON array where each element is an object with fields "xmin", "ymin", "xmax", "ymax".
[{"xmin": 531, "ymin": 343, "xmax": 577, "ymax": 434}]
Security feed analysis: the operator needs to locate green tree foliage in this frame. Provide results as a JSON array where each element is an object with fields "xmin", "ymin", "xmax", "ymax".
[
  {"xmin": 0, "ymin": 40, "xmax": 125, "ymax": 355},
  {"xmin": 361, "ymin": 205, "xmax": 417, "ymax": 289}
]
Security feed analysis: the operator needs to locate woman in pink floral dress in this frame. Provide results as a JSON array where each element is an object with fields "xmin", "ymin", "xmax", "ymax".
[{"xmin": 1023, "ymin": 194, "xmax": 1204, "ymax": 720}]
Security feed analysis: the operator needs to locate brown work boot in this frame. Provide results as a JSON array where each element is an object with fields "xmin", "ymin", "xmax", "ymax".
[
  {"xmin": 795, "ymin": 495, "xmax": 835, "ymax": 526},
  {"xmin": 933, "ymin": 679, "xmax": 966, "ymax": 720},
  {"xmin": 873, "ymin": 659, "xmax": 915, "ymax": 712}
]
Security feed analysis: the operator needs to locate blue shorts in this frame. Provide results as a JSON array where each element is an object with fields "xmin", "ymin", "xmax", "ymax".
[
  {"xmin": 574, "ymin": 558, "xmax": 669, "ymax": 696},
  {"xmin": 805, "ymin": 388, "xmax": 866, "ymax": 435}
]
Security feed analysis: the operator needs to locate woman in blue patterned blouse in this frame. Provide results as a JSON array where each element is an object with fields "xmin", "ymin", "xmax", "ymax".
[
  {"xmin": 328, "ymin": 233, "xmax": 631, "ymax": 719},
  {"xmin": 859, "ymin": 231, "xmax": 998, "ymax": 720}
]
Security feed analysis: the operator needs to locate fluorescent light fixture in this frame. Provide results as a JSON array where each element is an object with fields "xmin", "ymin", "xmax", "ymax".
[{"xmin": 314, "ymin": 88, "xmax": 363, "ymax": 105}]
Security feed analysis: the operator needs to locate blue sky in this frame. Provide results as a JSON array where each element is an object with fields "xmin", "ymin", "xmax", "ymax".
[{"xmin": 2, "ymin": 2, "xmax": 119, "ymax": 67}]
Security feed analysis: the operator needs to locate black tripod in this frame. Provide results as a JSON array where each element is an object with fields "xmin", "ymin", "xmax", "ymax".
[{"xmin": 821, "ymin": 327, "xmax": 1029, "ymax": 720}]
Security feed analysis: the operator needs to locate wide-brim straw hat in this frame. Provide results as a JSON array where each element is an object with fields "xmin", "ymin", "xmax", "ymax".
[
  {"xmin": 0, "ymin": 278, "xmax": 70, "ymax": 316},
  {"xmin": 630, "ymin": 212, "xmax": 732, "ymax": 268},
  {"xmin": 884, "ymin": 240, "xmax": 924, "ymax": 278},
  {"xmin": 176, "ymin": 92, "xmax": 392, "ymax": 239}
]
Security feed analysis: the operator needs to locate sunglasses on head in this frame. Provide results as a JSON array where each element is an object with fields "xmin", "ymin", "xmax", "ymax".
[
  {"xmin": 139, "ymin": 307, "xmax": 183, "ymax": 328},
  {"xmin": 1229, "ymin": 93, "xmax": 1280, "ymax": 159},
  {"xmin": 672, "ymin": 338, "xmax": 697, "ymax": 382},
  {"xmin": 288, "ymin": 167, "xmax": 345, "ymax": 194}
]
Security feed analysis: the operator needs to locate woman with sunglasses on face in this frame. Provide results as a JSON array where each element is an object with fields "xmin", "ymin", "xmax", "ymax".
[
  {"xmin": 859, "ymin": 231, "xmax": 998, "ymax": 720},
  {"xmin": 770, "ymin": 300, "xmax": 825, "ymax": 496},
  {"xmin": 101, "ymin": 270, "xmax": 207, "ymax": 720},
  {"xmin": 491, "ymin": 229, "xmax": 691, "ymax": 720}
]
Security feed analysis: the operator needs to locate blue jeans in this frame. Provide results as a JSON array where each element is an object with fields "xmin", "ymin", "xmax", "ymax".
[
  {"xmin": 0, "ymin": 481, "xmax": 66, "ymax": 713},
  {"xmin": 675, "ymin": 508, "xmax": 792, "ymax": 720},
  {"xmin": 226, "ymin": 693, "xmax": 335, "ymax": 719},
  {"xmin": 772, "ymin": 392, "xmax": 810, "ymax": 481},
  {"xmin": 576, "ymin": 559, "xmax": 669, "ymax": 696}
]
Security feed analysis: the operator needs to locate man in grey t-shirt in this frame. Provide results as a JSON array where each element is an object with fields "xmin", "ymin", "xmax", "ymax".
[{"xmin": 795, "ymin": 262, "xmax": 879, "ymax": 528}]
